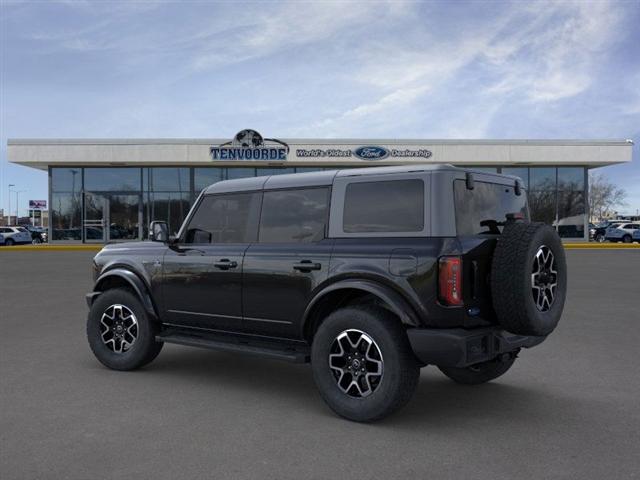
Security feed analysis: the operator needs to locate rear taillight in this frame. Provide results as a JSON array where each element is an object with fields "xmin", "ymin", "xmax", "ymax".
[{"xmin": 438, "ymin": 256, "xmax": 463, "ymax": 306}]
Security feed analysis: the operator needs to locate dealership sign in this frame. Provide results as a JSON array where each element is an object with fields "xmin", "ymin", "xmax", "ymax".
[
  {"xmin": 29, "ymin": 200, "xmax": 47, "ymax": 209},
  {"xmin": 210, "ymin": 130, "xmax": 433, "ymax": 162},
  {"xmin": 296, "ymin": 146, "xmax": 433, "ymax": 160},
  {"xmin": 211, "ymin": 129, "xmax": 289, "ymax": 160}
]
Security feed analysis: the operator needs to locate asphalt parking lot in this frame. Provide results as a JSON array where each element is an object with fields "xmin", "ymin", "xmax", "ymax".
[{"xmin": 1, "ymin": 249, "xmax": 639, "ymax": 479}]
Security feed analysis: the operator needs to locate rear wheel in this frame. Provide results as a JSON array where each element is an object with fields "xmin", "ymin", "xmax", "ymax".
[
  {"xmin": 87, "ymin": 288, "xmax": 163, "ymax": 370},
  {"xmin": 623, "ymin": 235, "xmax": 632, "ymax": 243},
  {"xmin": 438, "ymin": 354, "xmax": 517, "ymax": 385},
  {"xmin": 311, "ymin": 306, "xmax": 419, "ymax": 422}
]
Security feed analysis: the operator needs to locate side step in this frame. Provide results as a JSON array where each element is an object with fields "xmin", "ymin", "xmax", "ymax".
[{"xmin": 156, "ymin": 331, "xmax": 310, "ymax": 363}]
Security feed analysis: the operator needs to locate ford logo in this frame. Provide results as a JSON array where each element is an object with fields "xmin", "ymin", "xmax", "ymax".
[{"xmin": 354, "ymin": 146, "xmax": 389, "ymax": 160}]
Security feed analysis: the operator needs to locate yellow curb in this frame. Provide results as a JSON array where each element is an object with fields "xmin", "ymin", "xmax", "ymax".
[
  {"xmin": 564, "ymin": 243, "xmax": 640, "ymax": 249},
  {"xmin": 0, "ymin": 245, "xmax": 102, "ymax": 251}
]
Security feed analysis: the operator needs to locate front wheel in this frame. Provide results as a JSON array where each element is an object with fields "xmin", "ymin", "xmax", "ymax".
[
  {"xmin": 595, "ymin": 233, "xmax": 605, "ymax": 243},
  {"xmin": 87, "ymin": 288, "xmax": 163, "ymax": 370},
  {"xmin": 438, "ymin": 354, "xmax": 517, "ymax": 385},
  {"xmin": 5, "ymin": 238, "xmax": 14, "ymax": 246},
  {"xmin": 311, "ymin": 306, "xmax": 420, "ymax": 422},
  {"xmin": 32, "ymin": 237, "xmax": 42, "ymax": 244},
  {"xmin": 622, "ymin": 235, "xmax": 632, "ymax": 243}
]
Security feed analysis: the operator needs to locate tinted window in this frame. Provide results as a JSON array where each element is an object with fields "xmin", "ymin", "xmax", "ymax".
[
  {"xmin": 343, "ymin": 180, "xmax": 424, "ymax": 233},
  {"xmin": 184, "ymin": 193, "xmax": 260, "ymax": 244},
  {"xmin": 85, "ymin": 168, "xmax": 141, "ymax": 191},
  {"xmin": 454, "ymin": 180, "xmax": 529, "ymax": 235},
  {"xmin": 259, "ymin": 188, "xmax": 329, "ymax": 243}
]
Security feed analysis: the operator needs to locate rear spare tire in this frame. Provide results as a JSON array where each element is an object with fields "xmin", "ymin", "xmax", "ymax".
[{"xmin": 491, "ymin": 222, "xmax": 567, "ymax": 336}]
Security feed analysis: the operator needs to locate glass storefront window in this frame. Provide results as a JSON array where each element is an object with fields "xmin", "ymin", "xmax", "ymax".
[
  {"xmin": 85, "ymin": 168, "xmax": 141, "ymax": 191},
  {"xmin": 529, "ymin": 190, "xmax": 557, "ymax": 225},
  {"xmin": 51, "ymin": 192, "xmax": 82, "ymax": 240},
  {"xmin": 144, "ymin": 192, "xmax": 191, "ymax": 237},
  {"xmin": 194, "ymin": 168, "xmax": 224, "ymax": 192},
  {"xmin": 529, "ymin": 167, "xmax": 556, "ymax": 190},
  {"xmin": 144, "ymin": 168, "xmax": 189, "ymax": 192},
  {"xmin": 51, "ymin": 168, "xmax": 82, "ymax": 193},
  {"xmin": 557, "ymin": 167, "xmax": 584, "ymax": 191},
  {"xmin": 501, "ymin": 168, "xmax": 529, "ymax": 189},
  {"xmin": 226, "ymin": 168, "xmax": 256, "ymax": 180},
  {"xmin": 557, "ymin": 190, "xmax": 585, "ymax": 238}
]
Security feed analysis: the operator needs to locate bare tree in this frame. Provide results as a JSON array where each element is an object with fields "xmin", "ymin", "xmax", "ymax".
[{"xmin": 589, "ymin": 172, "xmax": 627, "ymax": 221}]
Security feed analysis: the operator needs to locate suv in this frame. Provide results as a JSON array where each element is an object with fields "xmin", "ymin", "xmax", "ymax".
[
  {"xmin": 591, "ymin": 220, "xmax": 625, "ymax": 242},
  {"xmin": 0, "ymin": 226, "xmax": 32, "ymax": 246},
  {"xmin": 21, "ymin": 225, "xmax": 48, "ymax": 244},
  {"xmin": 605, "ymin": 223, "xmax": 640, "ymax": 243},
  {"xmin": 86, "ymin": 165, "xmax": 567, "ymax": 422}
]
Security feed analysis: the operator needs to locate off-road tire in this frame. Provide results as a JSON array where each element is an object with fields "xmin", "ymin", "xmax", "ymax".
[
  {"xmin": 491, "ymin": 222, "xmax": 567, "ymax": 336},
  {"xmin": 438, "ymin": 356, "xmax": 517, "ymax": 385},
  {"xmin": 311, "ymin": 306, "xmax": 420, "ymax": 422},
  {"xmin": 87, "ymin": 288, "xmax": 163, "ymax": 370}
]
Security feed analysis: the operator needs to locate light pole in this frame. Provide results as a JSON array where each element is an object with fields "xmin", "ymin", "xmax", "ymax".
[
  {"xmin": 8, "ymin": 184, "xmax": 15, "ymax": 225},
  {"xmin": 15, "ymin": 190, "xmax": 26, "ymax": 225}
]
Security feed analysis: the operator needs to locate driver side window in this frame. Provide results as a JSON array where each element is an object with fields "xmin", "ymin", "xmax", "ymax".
[{"xmin": 184, "ymin": 192, "xmax": 261, "ymax": 244}]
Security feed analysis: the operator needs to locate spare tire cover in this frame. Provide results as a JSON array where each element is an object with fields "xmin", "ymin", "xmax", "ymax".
[{"xmin": 491, "ymin": 222, "xmax": 567, "ymax": 336}]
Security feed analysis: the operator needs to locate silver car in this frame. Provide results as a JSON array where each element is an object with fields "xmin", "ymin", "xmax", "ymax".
[
  {"xmin": 605, "ymin": 223, "xmax": 640, "ymax": 243},
  {"xmin": 0, "ymin": 226, "xmax": 32, "ymax": 246}
]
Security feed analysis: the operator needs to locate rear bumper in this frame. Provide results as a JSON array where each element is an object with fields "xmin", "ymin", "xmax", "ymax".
[{"xmin": 407, "ymin": 327, "xmax": 546, "ymax": 368}]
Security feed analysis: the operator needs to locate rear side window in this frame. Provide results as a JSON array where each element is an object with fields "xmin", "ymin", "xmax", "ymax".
[
  {"xmin": 454, "ymin": 180, "xmax": 529, "ymax": 235},
  {"xmin": 259, "ymin": 188, "xmax": 329, "ymax": 243},
  {"xmin": 343, "ymin": 179, "xmax": 424, "ymax": 233},
  {"xmin": 184, "ymin": 192, "xmax": 261, "ymax": 244}
]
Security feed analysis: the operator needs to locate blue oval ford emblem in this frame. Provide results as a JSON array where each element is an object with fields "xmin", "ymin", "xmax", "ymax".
[{"xmin": 354, "ymin": 146, "xmax": 389, "ymax": 160}]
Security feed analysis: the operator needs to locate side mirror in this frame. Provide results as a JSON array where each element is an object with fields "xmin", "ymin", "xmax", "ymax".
[{"xmin": 149, "ymin": 221, "xmax": 169, "ymax": 242}]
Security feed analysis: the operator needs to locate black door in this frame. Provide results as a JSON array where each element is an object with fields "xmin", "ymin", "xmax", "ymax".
[
  {"xmin": 160, "ymin": 191, "xmax": 261, "ymax": 332},
  {"xmin": 242, "ymin": 187, "xmax": 332, "ymax": 339}
]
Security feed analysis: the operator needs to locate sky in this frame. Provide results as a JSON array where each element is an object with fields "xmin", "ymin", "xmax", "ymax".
[{"xmin": 1, "ymin": 0, "xmax": 639, "ymax": 217}]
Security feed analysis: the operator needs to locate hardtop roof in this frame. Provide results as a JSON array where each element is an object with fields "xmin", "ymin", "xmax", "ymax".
[{"xmin": 203, "ymin": 164, "xmax": 463, "ymax": 194}]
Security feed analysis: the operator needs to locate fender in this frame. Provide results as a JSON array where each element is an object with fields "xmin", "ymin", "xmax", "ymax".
[
  {"xmin": 301, "ymin": 279, "xmax": 421, "ymax": 338},
  {"xmin": 91, "ymin": 268, "xmax": 158, "ymax": 319}
]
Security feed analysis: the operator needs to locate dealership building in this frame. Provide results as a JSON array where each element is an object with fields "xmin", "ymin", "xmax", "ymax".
[{"xmin": 7, "ymin": 132, "xmax": 633, "ymax": 243}]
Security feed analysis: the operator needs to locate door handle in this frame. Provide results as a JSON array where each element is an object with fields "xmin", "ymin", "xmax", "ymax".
[
  {"xmin": 214, "ymin": 259, "xmax": 238, "ymax": 270},
  {"xmin": 293, "ymin": 261, "xmax": 322, "ymax": 272}
]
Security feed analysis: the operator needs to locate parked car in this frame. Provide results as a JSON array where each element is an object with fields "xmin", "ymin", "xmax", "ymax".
[
  {"xmin": 591, "ymin": 220, "xmax": 626, "ymax": 242},
  {"xmin": 85, "ymin": 165, "xmax": 567, "ymax": 422},
  {"xmin": 20, "ymin": 225, "xmax": 48, "ymax": 244},
  {"xmin": 605, "ymin": 223, "xmax": 640, "ymax": 243},
  {"xmin": 0, "ymin": 226, "xmax": 33, "ymax": 246}
]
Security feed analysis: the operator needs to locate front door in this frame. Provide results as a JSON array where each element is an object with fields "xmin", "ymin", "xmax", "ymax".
[
  {"xmin": 160, "ymin": 192, "xmax": 262, "ymax": 332},
  {"xmin": 84, "ymin": 193, "xmax": 142, "ymax": 242}
]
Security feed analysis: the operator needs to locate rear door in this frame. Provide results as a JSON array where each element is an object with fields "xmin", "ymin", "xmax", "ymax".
[
  {"xmin": 242, "ymin": 187, "xmax": 333, "ymax": 339},
  {"xmin": 161, "ymin": 192, "xmax": 262, "ymax": 332}
]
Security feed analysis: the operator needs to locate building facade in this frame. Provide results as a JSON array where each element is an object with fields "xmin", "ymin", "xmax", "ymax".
[{"xmin": 7, "ymin": 132, "xmax": 633, "ymax": 243}]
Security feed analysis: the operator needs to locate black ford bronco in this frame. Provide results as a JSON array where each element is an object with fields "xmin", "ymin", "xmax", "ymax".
[{"xmin": 86, "ymin": 165, "xmax": 566, "ymax": 421}]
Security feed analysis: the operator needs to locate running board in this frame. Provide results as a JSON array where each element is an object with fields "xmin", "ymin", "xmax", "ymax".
[{"xmin": 156, "ymin": 331, "xmax": 310, "ymax": 363}]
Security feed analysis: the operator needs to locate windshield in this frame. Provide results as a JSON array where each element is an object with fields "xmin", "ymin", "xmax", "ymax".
[{"xmin": 454, "ymin": 180, "xmax": 529, "ymax": 235}]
